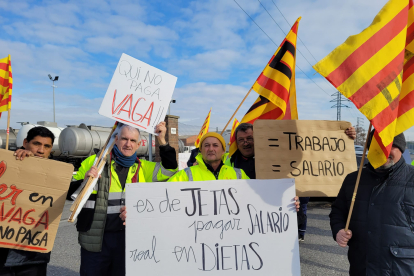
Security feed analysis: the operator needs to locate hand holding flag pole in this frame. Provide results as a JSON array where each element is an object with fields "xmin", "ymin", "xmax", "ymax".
[
  {"xmin": 313, "ymin": 0, "xmax": 414, "ymax": 232},
  {"xmin": 345, "ymin": 123, "xmax": 372, "ymax": 231}
]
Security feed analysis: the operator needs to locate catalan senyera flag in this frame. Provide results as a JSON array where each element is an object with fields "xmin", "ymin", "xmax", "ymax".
[
  {"xmin": 0, "ymin": 55, "xmax": 12, "ymax": 119},
  {"xmin": 194, "ymin": 108, "xmax": 212, "ymax": 148},
  {"xmin": 314, "ymin": 0, "xmax": 414, "ymax": 168},
  {"xmin": 227, "ymin": 19, "xmax": 300, "ymax": 158},
  {"xmin": 239, "ymin": 18, "xmax": 300, "ymax": 127},
  {"xmin": 228, "ymin": 118, "xmax": 240, "ymax": 157}
]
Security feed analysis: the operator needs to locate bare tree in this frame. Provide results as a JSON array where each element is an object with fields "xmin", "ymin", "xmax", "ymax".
[{"xmin": 354, "ymin": 125, "xmax": 367, "ymax": 146}]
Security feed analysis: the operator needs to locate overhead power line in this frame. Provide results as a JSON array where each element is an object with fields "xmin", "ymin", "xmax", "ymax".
[
  {"xmin": 330, "ymin": 92, "xmax": 351, "ymax": 121},
  {"xmin": 271, "ymin": 0, "xmax": 318, "ymax": 63},
  {"xmin": 255, "ymin": 0, "xmax": 358, "ymax": 121},
  {"xmin": 269, "ymin": 0, "xmax": 338, "ymax": 92},
  {"xmin": 233, "ymin": 0, "xmax": 331, "ymax": 97},
  {"xmin": 233, "ymin": 0, "xmax": 277, "ymax": 45},
  {"xmin": 257, "ymin": 0, "xmax": 316, "ymax": 72}
]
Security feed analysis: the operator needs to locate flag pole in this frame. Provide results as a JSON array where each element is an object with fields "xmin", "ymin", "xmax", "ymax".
[
  {"xmin": 345, "ymin": 122, "xmax": 372, "ymax": 231},
  {"xmin": 220, "ymin": 87, "xmax": 252, "ymax": 135},
  {"xmin": 5, "ymin": 110, "xmax": 10, "ymax": 150}
]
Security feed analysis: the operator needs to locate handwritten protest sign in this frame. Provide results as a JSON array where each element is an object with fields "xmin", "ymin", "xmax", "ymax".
[
  {"xmin": 125, "ymin": 179, "xmax": 300, "ymax": 275},
  {"xmin": 0, "ymin": 149, "xmax": 73, "ymax": 252},
  {"xmin": 99, "ymin": 53, "xmax": 178, "ymax": 135},
  {"xmin": 254, "ymin": 120, "xmax": 357, "ymax": 197}
]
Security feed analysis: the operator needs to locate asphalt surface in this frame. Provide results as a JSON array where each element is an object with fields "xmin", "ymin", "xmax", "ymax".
[{"xmin": 48, "ymin": 201, "xmax": 349, "ymax": 275}]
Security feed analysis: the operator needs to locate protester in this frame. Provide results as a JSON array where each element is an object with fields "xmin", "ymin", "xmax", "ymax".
[
  {"xmin": 72, "ymin": 122, "xmax": 177, "ymax": 276},
  {"xmin": 0, "ymin": 127, "xmax": 55, "ymax": 276},
  {"xmin": 170, "ymin": 132, "xmax": 248, "ymax": 181},
  {"xmin": 330, "ymin": 131, "xmax": 414, "ymax": 275}
]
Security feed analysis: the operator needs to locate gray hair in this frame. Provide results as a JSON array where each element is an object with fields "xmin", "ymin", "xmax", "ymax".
[{"xmin": 119, "ymin": 125, "xmax": 141, "ymax": 142}]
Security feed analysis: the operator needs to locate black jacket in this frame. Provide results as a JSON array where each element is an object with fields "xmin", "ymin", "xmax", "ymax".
[
  {"xmin": 330, "ymin": 158, "xmax": 414, "ymax": 275},
  {"xmin": 229, "ymin": 149, "xmax": 256, "ymax": 179},
  {"xmin": 186, "ymin": 148, "xmax": 199, "ymax": 167}
]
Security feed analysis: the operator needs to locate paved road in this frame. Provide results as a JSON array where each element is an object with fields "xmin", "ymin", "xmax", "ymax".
[{"xmin": 48, "ymin": 201, "xmax": 349, "ymax": 275}]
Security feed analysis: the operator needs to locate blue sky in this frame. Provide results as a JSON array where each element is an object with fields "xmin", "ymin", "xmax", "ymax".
[{"xmin": 1, "ymin": 0, "xmax": 413, "ymax": 140}]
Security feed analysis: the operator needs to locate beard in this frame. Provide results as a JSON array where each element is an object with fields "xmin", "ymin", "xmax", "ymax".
[{"xmin": 377, "ymin": 159, "xmax": 395, "ymax": 170}]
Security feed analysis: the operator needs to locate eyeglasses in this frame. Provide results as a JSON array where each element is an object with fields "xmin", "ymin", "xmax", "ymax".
[{"xmin": 237, "ymin": 137, "xmax": 253, "ymax": 144}]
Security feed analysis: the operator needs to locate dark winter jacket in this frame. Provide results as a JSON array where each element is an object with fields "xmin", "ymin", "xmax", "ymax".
[
  {"xmin": 330, "ymin": 157, "xmax": 414, "ymax": 275},
  {"xmin": 226, "ymin": 149, "xmax": 256, "ymax": 179},
  {"xmin": 186, "ymin": 148, "xmax": 199, "ymax": 167}
]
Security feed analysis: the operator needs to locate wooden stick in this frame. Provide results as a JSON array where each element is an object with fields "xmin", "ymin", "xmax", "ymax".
[
  {"xmin": 96, "ymin": 122, "xmax": 118, "ymax": 163},
  {"xmin": 69, "ymin": 138, "xmax": 116, "ymax": 214},
  {"xmin": 5, "ymin": 111, "xmax": 10, "ymax": 150},
  {"xmin": 69, "ymin": 123, "xmax": 119, "ymax": 211},
  {"xmin": 345, "ymin": 122, "xmax": 372, "ymax": 231},
  {"xmin": 220, "ymin": 87, "xmax": 253, "ymax": 135},
  {"xmin": 68, "ymin": 161, "xmax": 107, "ymax": 222}
]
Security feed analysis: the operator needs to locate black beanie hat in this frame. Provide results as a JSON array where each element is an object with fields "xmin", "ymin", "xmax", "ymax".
[{"xmin": 367, "ymin": 130, "xmax": 406, "ymax": 153}]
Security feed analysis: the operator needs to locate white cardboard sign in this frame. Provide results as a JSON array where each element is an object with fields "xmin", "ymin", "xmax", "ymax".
[
  {"xmin": 125, "ymin": 179, "xmax": 300, "ymax": 275},
  {"xmin": 99, "ymin": 53, "xmax": 177, "ymax": 135}
]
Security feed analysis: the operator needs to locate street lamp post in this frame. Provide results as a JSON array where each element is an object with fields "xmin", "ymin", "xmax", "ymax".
[
  {"xmin": 168, "ymin": 99, "xmax": 176, "ymax": 115},
  {"xmin": 48, "ymin": 74, "xmax": 59, "ymax": 122}
]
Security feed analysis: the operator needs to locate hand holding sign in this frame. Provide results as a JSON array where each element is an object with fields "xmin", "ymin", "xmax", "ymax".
[
  {"xmin": 0, "ymin": 149, "xmax": 73, "ymax": 253},
  {"xmin": 254, "ymin": 120, "xmax": 357, "ymax": 197},
  {"xmin": 154, "ymin": 122, "xmax": 167, "ymax": 145},
  {"xmin": 14, "ymin": 149, "xmax": 34, "ymax": 160}
]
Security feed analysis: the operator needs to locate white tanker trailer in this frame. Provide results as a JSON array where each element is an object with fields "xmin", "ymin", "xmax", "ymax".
[
  {"xmin": 0, "ymin": 128, "xmax": 18, "ymax": 150},
  {"xmin": 0, "ymin": 121, "xmax": 186, "ymax": 169},
  {"xmin": 58, "ymin": 123, "xmax": 155, "ymax": 158}
]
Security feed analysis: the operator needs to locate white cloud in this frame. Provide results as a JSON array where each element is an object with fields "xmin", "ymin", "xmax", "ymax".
[{"xmin": 0, "ymin": 0, "xmax": 413, "ymax": 143}]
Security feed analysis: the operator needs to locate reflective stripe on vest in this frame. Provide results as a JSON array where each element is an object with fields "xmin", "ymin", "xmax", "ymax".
[
  {"xmin": 107, "ymin": 192, "xmax": 125, "ymax": 214},
  {"xmin": 234, "ymin": 168, "xmax": 242, "ymax": 179},
  {"xmin": 86, "ymin": 195, "xmax": 124, "ymax": 214},
  {"xmin": 152, "ymin": 162, "xmax": 176, "ymax": 182},
  {"xmin": 184, "ymin": 167, "xmax": 193, "ymax": 181},
  {"xmin": 107, "ymin": 206, "xmax": 123, "ymax": 214},
  {"xmin": 184, "ymin": 167, "xmax": 241, "ymax": 181},
  {"xmin": 84, "ymin": 200, "xmax": 95, "ymax": 209}
]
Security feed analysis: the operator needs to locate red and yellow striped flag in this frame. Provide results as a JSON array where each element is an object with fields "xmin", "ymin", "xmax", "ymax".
[
  {"xmin": 314, "ymin": 0, "xmax": 414, "ymax": 168},
  {"xmin": 194, "ymin": 108, "xmax": 212, "ymax": 148},
  {"xmin": 0, "ymin": 55, "xmax": 12, "ymax": 119},
  {"xmin": 248, "ymin": 17, "xmax": 300, "ymax": 122},
  {"xmin": 239, "ymin": 18, "xmax": 300, "ymax": 129},
  {"xmin": 228, "ymin": 118, "xmax": 240, "ymax": 157}
]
